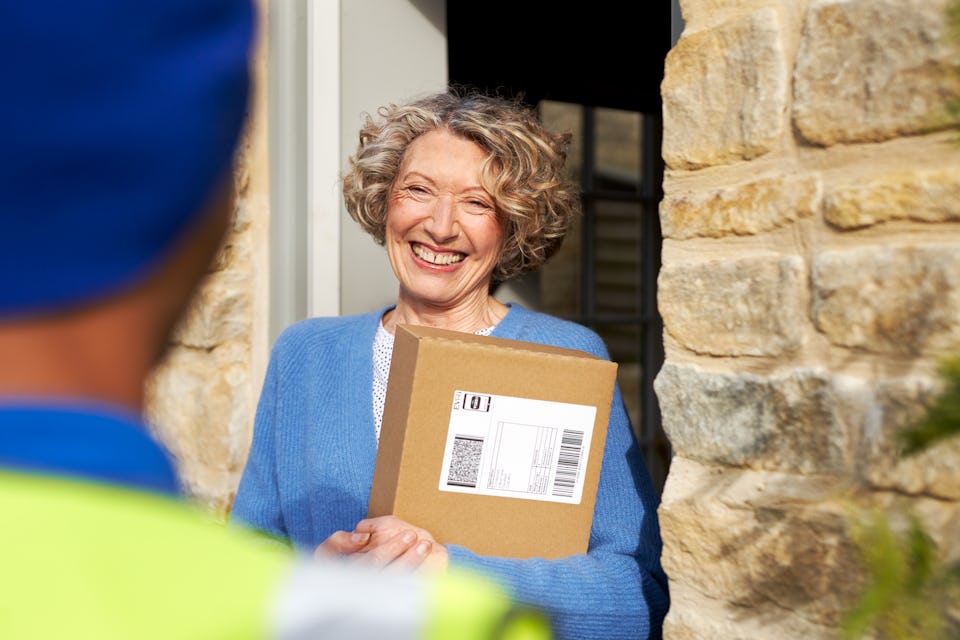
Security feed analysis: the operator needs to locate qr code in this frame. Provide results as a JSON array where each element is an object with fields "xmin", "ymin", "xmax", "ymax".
[{"xmin": 446, "ymin": 435, "xmax": 483, "ymax": 488}]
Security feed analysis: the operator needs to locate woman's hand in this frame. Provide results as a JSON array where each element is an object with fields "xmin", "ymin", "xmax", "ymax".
[{"xmin": 315, "ymin": 516, "xmax": 449, "ymax": 573}]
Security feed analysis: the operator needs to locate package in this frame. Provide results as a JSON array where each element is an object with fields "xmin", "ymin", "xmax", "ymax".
[{"xmin": 367, "ymin": 323, "xmax": 617, "ymax": 559}]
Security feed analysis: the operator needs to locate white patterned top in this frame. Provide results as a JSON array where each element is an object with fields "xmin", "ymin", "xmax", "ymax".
[{"xmin": 372, "ymin": 321, "xmax": 494, "ymax": 443}]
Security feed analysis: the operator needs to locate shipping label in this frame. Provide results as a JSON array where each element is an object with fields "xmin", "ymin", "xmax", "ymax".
[{"xmin": 438, "ymin": 390, "xmax": 597, "ymax": 504}]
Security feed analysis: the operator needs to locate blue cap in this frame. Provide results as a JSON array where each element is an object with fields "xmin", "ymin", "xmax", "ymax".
[{"xmin": 0, "ymin": 0, "xmax": 255, "ymax": 317}]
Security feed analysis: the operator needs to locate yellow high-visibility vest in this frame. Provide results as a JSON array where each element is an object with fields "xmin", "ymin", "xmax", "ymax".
[{"xmin": 0, "ymin": 470, "xmax": 552, "ymax": 640}]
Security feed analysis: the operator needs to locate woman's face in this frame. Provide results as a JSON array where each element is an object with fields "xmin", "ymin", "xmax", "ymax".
[{"xmin": 385, "ymin": 129, "xmax": 503, "ymax": 311}]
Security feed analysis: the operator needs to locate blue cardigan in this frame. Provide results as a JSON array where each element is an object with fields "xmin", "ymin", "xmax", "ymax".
[{"xmin": 231, "ymin": 303, "xmax": 669, "ymax": 639}]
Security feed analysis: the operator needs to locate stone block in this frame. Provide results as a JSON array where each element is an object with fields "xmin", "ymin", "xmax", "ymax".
[
  {"xmin": 676, "ymin": 0, "xmax": 781, "ymax": 34},
  {"xmin": 654, "ymin": 363, "xmax": 869, "ymax": 473},
  {"xmin": 661, "ymin": 174, "xmax": 821, "ymax": 239},
  {"xmin": 173, "ymin": 268, "xmax": 252, "ymax": 349},
  {"xmin": 658, "ymin": 254, "xmax": 807, "ymax": 356},
  {"xmin": 811, "ymin": 244, "xmax": 960, "ymax": 355},
  {"xmin": 658, "ymin": 457, "xmax": 863, "ymax": 633},
  {"xmin": 860, "ymin": 375, "xmax": 960, "ymax": 500},
  {"xmin": 794, "ymin": 0, "xmax": 960, "ymax": 146},
  {"xmin": 145, "ymin": 341, "xmax": 253, "ymax": 502},
  {"xmin": 824, "ymin": 167, "xmax": 960, "ymax": 230},
  {"xmin": 662, "ymin": 8, "xmax": 788, "ymax": 169}
]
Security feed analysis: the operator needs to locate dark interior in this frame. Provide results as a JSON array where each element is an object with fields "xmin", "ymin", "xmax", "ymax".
[{"xmin": 447, "ymin": 2, "xmax": 671, "ymax": 113}]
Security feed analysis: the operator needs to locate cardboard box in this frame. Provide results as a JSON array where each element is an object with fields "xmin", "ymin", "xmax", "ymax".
[{"xmin": 368, "ymin": 323, "xmax": 617, "ymax": 559}]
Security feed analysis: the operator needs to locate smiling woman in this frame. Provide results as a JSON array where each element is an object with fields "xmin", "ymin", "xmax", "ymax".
[
  {"xmin": 382, "ymin": 129, "xmax": 506, "ymax": 330},
  {"xmin": 230, "ymin": 89, "xmax": 670, "ymax": 640}
]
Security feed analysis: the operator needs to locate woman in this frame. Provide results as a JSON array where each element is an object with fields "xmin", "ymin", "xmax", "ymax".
[{"xmin": 231, "ymin": 90, "xmax": 669, "ymax": 639}]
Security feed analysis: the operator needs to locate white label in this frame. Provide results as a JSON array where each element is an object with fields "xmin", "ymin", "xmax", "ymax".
[{"xmin": 438, "ymin": 390, "xmax": 597, "ymax": 504}]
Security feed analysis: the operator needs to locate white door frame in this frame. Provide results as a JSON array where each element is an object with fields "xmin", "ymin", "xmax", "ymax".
[{"xmin": 268, "ymin": 0, "xmax": 448, "ymax": 345}]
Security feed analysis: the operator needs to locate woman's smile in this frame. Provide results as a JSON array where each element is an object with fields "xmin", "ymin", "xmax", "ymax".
[{"xmin": 410, "ymin": 241, "xmax": 466, "ymax": 267}]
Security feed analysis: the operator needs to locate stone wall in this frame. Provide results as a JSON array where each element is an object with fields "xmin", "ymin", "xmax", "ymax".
[
  {"xmin": 658, "ymin": 0, "xmax": 960, "ymax": 637},
  {"xmin": 144, "ymin": 0, "xmax": 270, "ymax": 519}
]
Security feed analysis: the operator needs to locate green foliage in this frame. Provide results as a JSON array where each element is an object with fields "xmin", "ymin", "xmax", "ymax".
[
  {"xmin": 840, "ymin": 510, "xmax": 960, "ymax": 640},
  {"xmin": 841, "ymin": 355, "xmax": 960, "ymax": 639},
  {"xmin": 899, "ymin": 356, "xmax": 960, "ymax": 455},
  {"xmin": 950, "ymin": 0, "xmax": 960, "ymax": 44},
  {"xmin": 948, "ymin": 0, "xmax": 960, "ymax": 132}
]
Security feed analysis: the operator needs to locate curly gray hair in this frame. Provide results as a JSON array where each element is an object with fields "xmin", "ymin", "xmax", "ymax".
[{"xmin": 341, "ymin": 90, "xmax": 580, "ymax": 283}]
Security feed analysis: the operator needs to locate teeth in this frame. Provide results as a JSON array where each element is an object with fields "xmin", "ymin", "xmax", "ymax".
[{"xmin": 413, "ymin": 243, "xmax": 464, "ymax": 265}]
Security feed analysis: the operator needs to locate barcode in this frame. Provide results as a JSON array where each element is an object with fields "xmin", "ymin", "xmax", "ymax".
[
  {"xmin": 552, "ymin": 429, "xmax": 584, "ymax": 498},
  {"xmin": 446, "ymin": 435, "xmax": 484, "ymax": 488}
]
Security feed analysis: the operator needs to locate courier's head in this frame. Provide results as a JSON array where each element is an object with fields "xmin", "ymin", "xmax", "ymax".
[
  {"xmin": 0, "ymin": 0, "xmax": 256, "ymax": 407},
  {"xmin": 0, "ymin": 0, "xmax": 255, "ymax": 321}
]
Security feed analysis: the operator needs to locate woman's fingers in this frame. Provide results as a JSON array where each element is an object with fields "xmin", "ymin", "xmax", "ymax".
[
  {"xmin": 385, "ymin": 535, "xmax": 435, "ymax": 570},
  {"xmin": 318, "ymin": 517, "xmax": 449, "ymax": 572},
  {"xmin": 351, "ymin": 528, "xmax": 422, "ymax": 569},
  {"xmin": 353, "ymin": 515, "xmax": 408, "ymax": 535},
  {"xmin": 314, "ymin": 530, "xmax": 370, "ymax": 559},
  {"xmin": 354, "ymin": 517, "xmax": 450, "ymax": 572}
]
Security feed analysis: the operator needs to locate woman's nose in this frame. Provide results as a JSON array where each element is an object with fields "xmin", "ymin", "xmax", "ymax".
[{"xmin": 424, "ymin": 196, "xmax": 459, "ymax": 242}]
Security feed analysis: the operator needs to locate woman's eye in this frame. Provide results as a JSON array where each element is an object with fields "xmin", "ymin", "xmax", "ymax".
[
  {"xmin": 465, "ymin": 199, "xmax": 493, "ymax": 213},
  {"xmin": 400, "ymin": 185, "xmax": 434, "ymax": 201}
]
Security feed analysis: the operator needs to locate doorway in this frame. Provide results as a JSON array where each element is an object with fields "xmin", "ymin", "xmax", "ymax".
[{"xmin": 448, "ymin": 2, "xmax": 674, "ymax": 494}]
